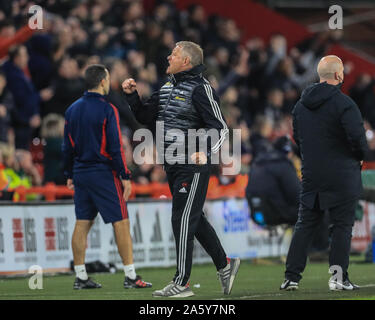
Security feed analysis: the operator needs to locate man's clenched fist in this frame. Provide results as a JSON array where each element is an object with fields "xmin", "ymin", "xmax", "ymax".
[
  {"xmin": 122, "ymin": 78, "xmax": 137, "ymax": 94},
  {"xmin": 190, "ymin": 152, "xmax": 207, "ymax": 165}
]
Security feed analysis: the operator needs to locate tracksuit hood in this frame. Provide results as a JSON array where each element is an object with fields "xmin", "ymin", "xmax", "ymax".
[{"xmin": 300, "ymin": 82, "xmax": 340, "ymax": 110}]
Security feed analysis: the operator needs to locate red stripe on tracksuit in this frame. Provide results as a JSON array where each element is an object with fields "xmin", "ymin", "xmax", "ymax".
[
  {"xmin": 68, "ymin": 133, "xmax": 75, "ymax": 148},
  {"xmin": 112, "ymin": 171, "xmax": 128, "ymax": 219},
  {"xmin": 109, "ymin": 103, "xmax": 130, "ymax": 175},
  {"xmin": 100, "ymin": 118, "xmax": 112, "ymax": 159}
]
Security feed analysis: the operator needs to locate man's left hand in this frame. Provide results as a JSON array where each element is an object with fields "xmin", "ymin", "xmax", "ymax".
[
  {"xmin": 122, "ymin": 179, "xmax": 132, "ymax": 201},
  {"xmin": 67, "ymin": 179, "xmax": 74, "ymax": 190},
  {"xmin": 191, "ymin": 152, "xmax": 207, "ymax": 165}
]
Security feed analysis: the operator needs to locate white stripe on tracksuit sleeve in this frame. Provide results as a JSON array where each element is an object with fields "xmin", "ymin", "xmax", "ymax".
[{"xmin": 193, "ymin": 81, "xmax": 229, "ymax": 153}]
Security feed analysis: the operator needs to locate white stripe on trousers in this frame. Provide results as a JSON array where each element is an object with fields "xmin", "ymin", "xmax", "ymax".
[{"xmin": 175, "ymin": 173, "xmax": 200, "ymax": 285}]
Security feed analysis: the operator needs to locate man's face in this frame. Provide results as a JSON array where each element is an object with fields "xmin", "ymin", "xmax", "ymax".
[
  {"xmin": 166, "ymin": 46, "xmax": 189, "ymax": 75},
  {"xmin": 333, "ymin": 61, "xmax": 344, "ymax": 84},
  {"xmin": 102, "ymin": 70, "xmax": 110, "ymax": 95},
  {"xmin": 0, "ymin": 25, "xmax": 15, "ymax": 38},
  {"xmin": 15, "ymin": 46, "xmax": 29, "ymax": 70},
  {"xmin": 0, "ymin": 75, "xmax": 6, "ymax": 93},
  {"xmin": 337, "ymin": 65, "xmax": 344, "ymax": 83}
]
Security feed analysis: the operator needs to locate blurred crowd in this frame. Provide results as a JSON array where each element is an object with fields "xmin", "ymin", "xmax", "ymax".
[{"xmin": 1, "ymin": 0, "xmax": 375, "ymax": 200}]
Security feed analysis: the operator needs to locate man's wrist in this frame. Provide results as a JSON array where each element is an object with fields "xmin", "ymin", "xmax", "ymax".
[
  {"xmin": 64, "ymin": 172, "xmax": 73, "ymax": 179},
  {"xmin": 124, "ymin": 91, "xmax": 138, "ymax": 98},
  {"xmin": 120, "ymin": 172, "xmax": 132, "ymax": 180}
]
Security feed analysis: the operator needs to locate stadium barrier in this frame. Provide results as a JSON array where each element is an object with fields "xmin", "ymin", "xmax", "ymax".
[
  {"xmin": 1, "ymin": 197, "xmax": 374, "ymax": 275},
  {"xmin": 7, "ymin": 175, "xmax": 249, "ymax": 201},
  {"xmin": 9, "ymin": 166, "xmax": 375, "ymax": 202},
  {"xmin": 0, "ymin": 197, "xmax": 292, "ymax": 275}
]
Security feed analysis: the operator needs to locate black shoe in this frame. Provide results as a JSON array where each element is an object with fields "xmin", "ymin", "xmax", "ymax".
[
  {"xmin": 124, "ymin": 275, "xmax": 152, "ymax": 289},
  {"xmin": 349, "ymin": 279, "xmax": 360, "ymax": 290},
  {"xmin": 73, "ymin": 277, "xmax": 102, "ymax": 290},
  {"xmin": 280, "ymin": 279, "xmax": 299, "ymax": 290}
]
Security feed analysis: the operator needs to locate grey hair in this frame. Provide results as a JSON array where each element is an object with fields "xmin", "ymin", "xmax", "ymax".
[{"xmin": 176, "ymin": 41, "xmax": 203, "ymax": 67}]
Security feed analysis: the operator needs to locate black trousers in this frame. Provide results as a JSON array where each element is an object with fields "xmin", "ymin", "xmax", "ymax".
[
  {"xmin": 166, "ymin": 166, "xmax": 227, "ymax": 286},
  {"xmin": 285, "ymin": 196, "xmax": 357, "ymax": 282}
]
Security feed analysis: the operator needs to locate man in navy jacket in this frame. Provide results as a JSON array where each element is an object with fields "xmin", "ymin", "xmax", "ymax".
[
  {"xmin": 63, "ymin": 64, "xmax": 151, "ymax": 290},
  {"xmin": 280, "ymin": 55, "xmax": 368, "ymax": 291}
]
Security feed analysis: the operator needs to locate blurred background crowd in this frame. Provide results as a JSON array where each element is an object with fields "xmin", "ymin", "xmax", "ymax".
[{"xmin": 0, "ymin": 0, "xmax": 375, "ymax": 201}]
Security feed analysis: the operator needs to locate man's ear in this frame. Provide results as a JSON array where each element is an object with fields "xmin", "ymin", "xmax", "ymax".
[{"xmin": 184, "ymin": 56, "xmax": 190, "ymax": 66}]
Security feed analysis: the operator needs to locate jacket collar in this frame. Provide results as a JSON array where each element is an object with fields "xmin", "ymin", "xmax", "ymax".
[
  {"xmin": 84, "ymin": 91, "xmax": 106, "ymax": 98},
  {"xmin": 169, "ymin": 64, "xmax": 206, "ymax": 84}
]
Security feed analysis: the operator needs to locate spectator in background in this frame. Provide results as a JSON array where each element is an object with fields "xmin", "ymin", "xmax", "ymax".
[
  {"xmin": 0, "ymin": 69, "xmax": 14, "ymax": 144},
  {"xmin": 131, "ymin": 163, "xmax": 154, "ymax": 185},
  {"xmin": 40, "ymin": 113, "xmax": 65, "ymax": 185},
  {"xmin": 185, "ymin": 4, "xmax": 208, "ymax": 43},
  {"xmin": 349, "ymin": 74, "xmax": 375, "ymax": 128},
  {"xmin": 106, "ymin": 58, "xmax": 141, "ymax": 131},
  {"xmin": 267, "ymin": 57, "xmax": 299, "ymax": 113},
  {"xmin": 26, "ymin": 30, "xmax": 54, "ymax": 91},
  {"xmin": 92, "ymin": 31, "xmax": 112, "ymax": 59},
  {"xmin": 206, "ymin": 47, "xmax": 231, "ymax": 82},
  {"xmin": 362, "ymin": 120, "xmax": 375, "ymax": 162},
  {"xmin": 150, "ymin": 165, "xmax": 167, "ymax": 183},
  {"xmin": 0, "ymin": 19, "xmax": 34, "ymax": 60},
  {"xmin": 250, "ymin": 115, "xmax": 274, "ymax": 158},
  {"xmin": 267, "ymin": 57, "xmax": 294, "ymax": 90},
  {"xmin": 2, "ymin": 45, "xmax": 41, "ymax": 151},
  {"xmin": 0, "ymin": 145, "xmax": 13, "ymax": 200},
  {"xmin": 216, "ymin": 18, "xmax": 241, "ymax": 59},
  {"xmin": 0, "ymin": 142, "xmax": 41, "ymax": 194},
  {"xmin": 265, "ymin": 34, "xmax": 287, "ymax": 77},
  {"xmin": 52, "ymin": 23, "xmax": 74, "ymax": 62},
  {"xmin": 240, "ymin": 120, "xmax": 252, "ymax": 174},
  {"xmin": 246, "ymin": 136, "xmax": 300, "ymax": 226},
  {"xmin": 138, "ymin": 19, "xmax": 162, "ymax": 65},
  {"xmin": 46, "ymin": 56, "xmax": 84, "ymax": 116},
  {"xmin": 263, "ymin": 88, "xmax": 284, "ymax": 123},
  {"xmin": 15, "ymin": 149, "xmax": 42, "ymax": 186}
]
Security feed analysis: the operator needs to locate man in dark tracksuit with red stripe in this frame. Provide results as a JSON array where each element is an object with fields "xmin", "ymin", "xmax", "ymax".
[{"xmin": 62, "ymin": 64, "xmax": 151, "ymax": 290}]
